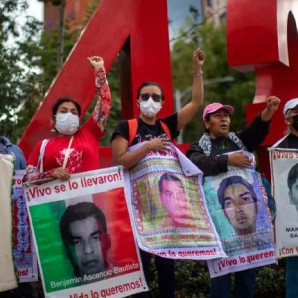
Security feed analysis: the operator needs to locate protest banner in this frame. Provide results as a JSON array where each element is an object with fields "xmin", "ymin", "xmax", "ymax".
[
  {"xmin": 25, "ymin": 166, "xmax": 148, "ymax": 298},
  {"xmin": 269, "ymin": 148, "xmax": 298, "ymax": 258},
  {"xmin": 204, "ymin": 152, "xmax": 276, "ymax": 277},
  {"xmin": 0, "ymin": 154, "xmax": 17, "ymax": 291},
  {"xmin": 12, "ymin": 170, "xmax": 38, "ymax": 283},
  {"xmin": 126, "ymin": 142, "xmax": 226, "ymax": 260}
]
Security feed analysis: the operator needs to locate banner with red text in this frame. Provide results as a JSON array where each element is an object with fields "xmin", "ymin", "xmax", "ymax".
[
  {"xmin": 204, "ymin": 152, "xmax": 276, "ymax": 277},
  {"xmin": 12, "ymin": 170, "xmax": 38, "ymax": 282},
  {"xmin": 269, "ymin": 148, "xmax": 298, "ymax": 258},
  {"xmin": 126, "ymin": 142, "xmax": 226, "ymax": 260},
  {"xmin": 25, "ymin": 167, "xmax": 148, "ymax": 298}
]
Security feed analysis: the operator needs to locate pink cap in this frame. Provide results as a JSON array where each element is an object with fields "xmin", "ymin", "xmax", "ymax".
[{"xmin": 202, "ymin": 102, "xmax": 234, "ymax": 120}]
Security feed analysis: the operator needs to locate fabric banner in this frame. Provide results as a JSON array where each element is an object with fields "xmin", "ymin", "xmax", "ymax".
[
  {"xmin": 25, "ymin": 167, "xmax": 148, "ymax": 298},
  {"xmin": 204, "ymin": 152, "xmax": 276, "ymax": 277},
  {"xmin": 12, "ymin": 170, "xmax": 38, "ymax": 283},
  {"xmin": 0, "ymin": 154, "xmax": 17, "ymax": 291},
  {"xmin": 269, "ymin": 148, "xmax": 298, "ymax": 258},
  {"xmin": 126, "ymin": 142, "xmax": 226, "ymax": 260}
]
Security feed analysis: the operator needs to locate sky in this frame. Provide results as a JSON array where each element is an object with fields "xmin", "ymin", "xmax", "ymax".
[
  {"xmin": 27, "ymin": 0, "xmax": 43, "ymax": 21},
  {"xmin": 168, "ymin": 0, "xmax": 203, "ymax": 40}
]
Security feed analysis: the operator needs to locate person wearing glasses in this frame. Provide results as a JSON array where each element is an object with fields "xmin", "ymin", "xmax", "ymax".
[{"xmin": 111, "ymin": 48, "xmax": 205, "ymax": 298}]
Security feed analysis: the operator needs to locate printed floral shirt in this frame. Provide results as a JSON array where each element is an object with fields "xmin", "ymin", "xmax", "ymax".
[{"xmin": 24, "ymin": 67, "xmax": 111, "ymax": 183}]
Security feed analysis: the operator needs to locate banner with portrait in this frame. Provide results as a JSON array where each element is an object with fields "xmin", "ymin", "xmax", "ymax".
[
  {"xmin": 204, "ymin": 152, "xmax": 276, "ymax": 277},
  {"xmin": 25, "ymin": 167, "xmax": 148, "ymax": 298},
  {"xmin": 0, "ymin": 154, "xmax": 17, "ymax": 291},
  {"xmin": 269, "ymin": 148, "xmax": 298, "ymax": 258},
  {"xmin": 12, "ymin": 170, "xmax": 38, "ymax": 283},
  {"xmin": 126, "ymin": 142, "xmax": 226, "ymax": 260}
]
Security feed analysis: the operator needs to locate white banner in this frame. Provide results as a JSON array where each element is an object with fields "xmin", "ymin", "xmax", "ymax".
[
  {"xmin": 204, "ymin": 152, "xmax": 276, "ymax": 277},
  {"xmin": 0, "ymin": 154, "xmax": 17, "ymax": 291},
  {"xmin": 269, "ymin": 148, "xmax": 298, "ymax": 258},
  {"xmin": 126, "ymin": 143, "xmax": 226, "ymax": 260},
  {"xmin": 25, "ymin": 167, "xmax": 148, "ymax": 298}
]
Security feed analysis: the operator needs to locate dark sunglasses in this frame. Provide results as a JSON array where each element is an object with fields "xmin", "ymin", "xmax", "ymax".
[{"xmin": 140, "ymin": 93, "xmax": 162, "ymax": 103}]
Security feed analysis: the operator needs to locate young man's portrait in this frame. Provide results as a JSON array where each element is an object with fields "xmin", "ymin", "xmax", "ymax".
[
  {"xmin": 287, "ymin": 163, "xmax": 298, "ymax": 212},
  {"xmin": 217, "ymin": 176, "xmax": 259, "ymax": 236},
  {"xmin": 59, "ymin": 202, "xmax": 111, "ymax": 280},
  {"xmin": 158, "ymin": 172, "xmax": 189, "ymax": 228}
]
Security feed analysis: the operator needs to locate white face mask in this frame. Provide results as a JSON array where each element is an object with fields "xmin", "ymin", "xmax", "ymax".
[
  {"xmin": 55, "ymin": 113, "xmax": 79, "ymax": 135},
  {"xmin": 139, "ymin": 97, "xmax": 162, "ymax": 118}
]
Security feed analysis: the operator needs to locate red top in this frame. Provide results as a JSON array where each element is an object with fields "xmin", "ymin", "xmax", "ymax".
[{"xmin": 26, "ymin": 67, "xmax": 111, "ymax": 181}]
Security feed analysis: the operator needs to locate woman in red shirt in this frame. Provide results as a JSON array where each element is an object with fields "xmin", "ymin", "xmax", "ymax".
[{"xmin": 24, "ymin": 56, "xmax": 111, "ymax": 183}]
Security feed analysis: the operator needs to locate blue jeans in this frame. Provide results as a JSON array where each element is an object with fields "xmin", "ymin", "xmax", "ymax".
[
  {"xmin": 210, "ymin": 269, "xmax": 256, "ymax": 298},
  {"xmin": 286, "ymin": 257, "xmax": 298, "ymax": 298},
  {"xmin": 134, "ymin": 250, "xmax": 175, "ymax": 298}
]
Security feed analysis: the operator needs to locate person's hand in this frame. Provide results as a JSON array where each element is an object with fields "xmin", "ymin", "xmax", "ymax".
[
  {"xmin": 87, "ymin": 56, "xmax": 104, "ymax": 71},
  {"xmin": 193, "ymin": 48, "xmax": 205, "ymax": 72},
  {"xmin": 51, "ymin": 167, "xmax": 70, "ymax": 180},
  {"xmin": 261, "ymin": 95, "xmax": 281, "ymax": 121},
  {"xmin": 228, "ymin": 152, "xmax": 253, "ymax": 168},
  {"xmin": 266, "ymin": 96, "xmax": 280, "ymax": 114},
  {"xmin": 147, "ymin": 138, "xmax": 170, "ymax": 153}
]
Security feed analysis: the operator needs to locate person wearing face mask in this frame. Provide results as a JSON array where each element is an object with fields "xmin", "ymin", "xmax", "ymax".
[
  {"xmin": 111, "ymin": 48, "xmax": 204, "ymax": 298},
  {"xmin": 271, "ymin": 98, "xmax": 298, "ymax": 298},
  {"xmin": 23, "ymin": 56, "xmax": 111, "ymax": 183}
]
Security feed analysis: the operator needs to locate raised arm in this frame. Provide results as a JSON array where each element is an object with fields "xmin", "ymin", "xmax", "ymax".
[
  {"xmin": 88, "ymin": 56, "xmax": 112, "ymax": 132},
  {"xmin": 260, "ymin": 96, "xmax": 281, "ymax": 122},
  {"xmin": 239, "ymin": 96, "xmax": 281, "ymax": 151},
  {"xmin": 177, "ymin": 48, "xmax": 205, "ymax": 130}
]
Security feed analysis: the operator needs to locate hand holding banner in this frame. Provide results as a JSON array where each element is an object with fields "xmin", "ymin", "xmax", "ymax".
[{"xmin": 25, "ymin": 167, "xmax": 148, "ymax": 298}]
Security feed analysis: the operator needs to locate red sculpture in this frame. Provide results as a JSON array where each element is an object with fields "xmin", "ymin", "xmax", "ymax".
[
  {"xmin": 20, "ymin": 0, "xmax": 298, "ymax": 175},
  {"xmin": 19, "ymin": 0, "xmax": 174, "ymax": 167},
  {"xmin": 227, "ymin": 0, "xmax": 298, "ymax": 177}
]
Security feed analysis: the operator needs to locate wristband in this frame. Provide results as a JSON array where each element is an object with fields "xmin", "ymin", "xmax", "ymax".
[{"xmin": 192, "ymin": 71, "xmax": 203, "ymax": 77}]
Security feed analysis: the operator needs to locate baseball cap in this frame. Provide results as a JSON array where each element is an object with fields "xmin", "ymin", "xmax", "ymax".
[
  {"xmin": 283, "ymin": 98, "xmax": 298, "ymax": 116},
  {"xmin": 203, "ymin": 102, "xmax": 234, "ymax": 120}
]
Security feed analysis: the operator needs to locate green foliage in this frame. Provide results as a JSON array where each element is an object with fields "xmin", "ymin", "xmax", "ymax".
[
  {"xmin": 0, "ymin": 0, "xmax": 43, "ymax": 141},
  {"xmin": 146, "ymin": 259, "xmax": 285, "ymax": 297},
  {"xmin": 170, "ymin": 21, "xmax": 256, "ymax": 143}
]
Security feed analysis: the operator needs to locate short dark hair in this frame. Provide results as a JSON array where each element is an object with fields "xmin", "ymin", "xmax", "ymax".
[
  {"xmin": 158, "ymin": 172, "xmax": 183, "ymax": 193},
  {"xmin": 52, "ymin": 98, "xmax": 82, "ymax": 119},
  {"xmin": 287, "ymin": 163, "xmax": 298, "ymax": 192},
  {"xmin": 60, "ymin": 202, "xmax": 107, "ymax": 245},
  {"xmin": 137, "ymin": 81, "xmax": 165, "ymax": 100},
  {"xmin": 59, "ymin": 202, "xmax": 106, "ymax": 276},
  {"xmin": 217, "ymin": 176, "xmax": 258, "ymax": 209}
]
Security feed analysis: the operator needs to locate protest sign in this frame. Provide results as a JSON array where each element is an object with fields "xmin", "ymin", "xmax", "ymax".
[
  {"xmin": 25, "ymin": 167, "xmax": 147, "ymax": 298},
  {"xmin": 269, "ymin": 148, "xmax": 298, "ymax": 258},
  {"xmin": 12, "ymin": 170, "xmax": 38, "ymax": 282},
  {"xmin": 126, "ymin": 143, "xmax": 226, "ymax": 260},
  {"xmin": 0, "ymin": 154, "xmax": 17, "ymax": 291},
  {"xmin": 204, "ymin": 152, "xmax": 276, "ymax": 277}
]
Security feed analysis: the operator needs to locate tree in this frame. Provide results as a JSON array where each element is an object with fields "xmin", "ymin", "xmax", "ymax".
[
  {"xmin": 0, "ymin": 0, "xmax": 43, "ymax": 141},
  {"xmin": 170, "ymin": 20, "xmax": 256, "ymax": 143},
  {"xmin": 0, "ymin": 0, "xmax": 121, "ymax": 145}
]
